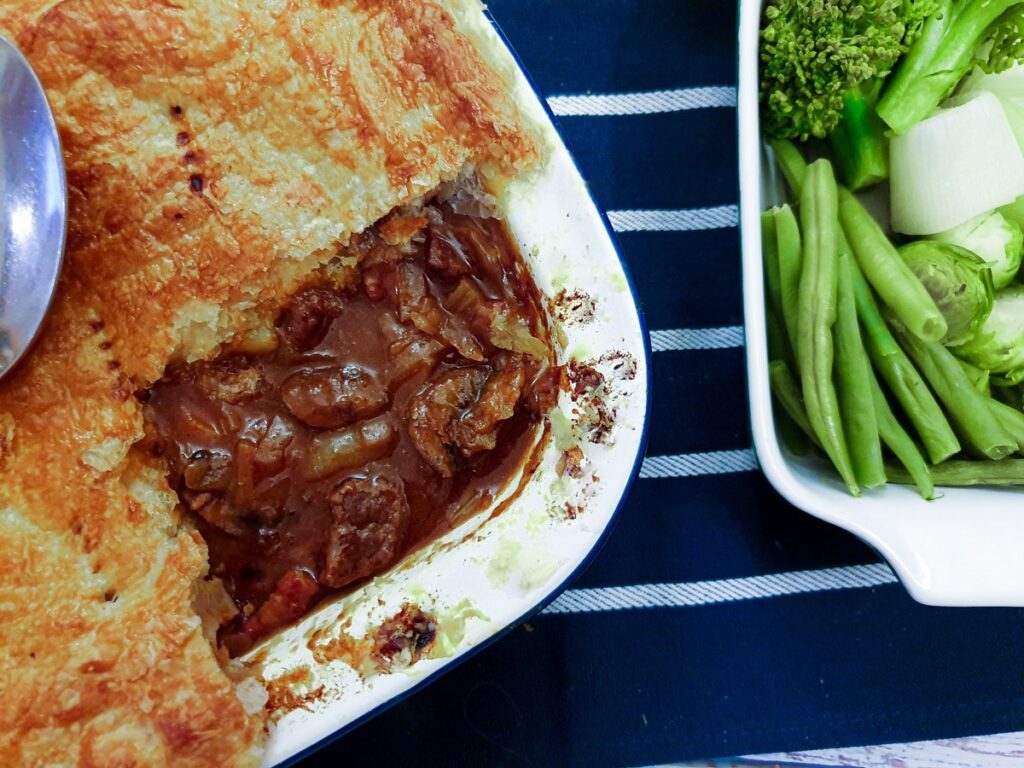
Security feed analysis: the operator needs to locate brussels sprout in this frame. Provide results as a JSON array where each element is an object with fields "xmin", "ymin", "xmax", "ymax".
[
  {"xmin": 955, "ymin": 284, "xmax": 1024, "ymax": 383},
  {"xmin": 932, "ymin": 211, "xmax": 1024, "ymax": 289},
  {"xmin": 898, "ymin": 241, "xmax": 995, "ymax": 346}
]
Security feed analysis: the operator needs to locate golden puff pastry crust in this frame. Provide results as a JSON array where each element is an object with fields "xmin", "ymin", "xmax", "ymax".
[{"xmin": 0, "ymin": 1, "xmax": 540, "ymax": 765}]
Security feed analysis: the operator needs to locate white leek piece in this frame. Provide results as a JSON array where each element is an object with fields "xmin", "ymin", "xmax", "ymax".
[{"xmin": 890, "ymin": 92, "xmax": 1024, "ymax": 235}]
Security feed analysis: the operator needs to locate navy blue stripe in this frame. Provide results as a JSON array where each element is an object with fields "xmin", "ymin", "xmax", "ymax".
[
  {"xmin": 573, "ymin": 474, "xmax": 878, "ymax": 589},
  {"xmin": 558, "ymin": 110, "xmax": 739, "ymax": 210},
  {"xmin": 488, "ymin": 0, "xmax": 738, "ymax": 94},
  {"xmin": 316, "ymin": 588, "xmax": 1024, "ymax": 768},
  {"xmin": 620, "ymin": 230, "xmax": 743, "ymax": 330},
  {"xmin": 645, "ymin": 347, "xmax": 749, "ymax": 456}
]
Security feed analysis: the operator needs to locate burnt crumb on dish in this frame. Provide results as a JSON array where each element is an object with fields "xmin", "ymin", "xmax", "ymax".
[
  {"xmin": 553, "ymin": 289, "xmax": 596, "ymax": 326},
  {"xmin": 371, "ymin": 604, "xmax": 439, "ymax": 672},
  {"xmin": 567, "ymin": 351, "xmax": 636, "ymax": 445},
  {"xmin": 189, "ymin": 174, "xmax": 204, "ymax": 194}
]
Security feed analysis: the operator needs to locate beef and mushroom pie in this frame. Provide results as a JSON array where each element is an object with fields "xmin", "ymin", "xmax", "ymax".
[{"xmin": 0, "ymin": 1, "xmax": 555, "ymax": 765}]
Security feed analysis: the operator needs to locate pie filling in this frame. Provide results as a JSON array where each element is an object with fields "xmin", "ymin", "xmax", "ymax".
[{"xmin": 142, "ymin": 189, "xmax": 560, "ymax": 656}]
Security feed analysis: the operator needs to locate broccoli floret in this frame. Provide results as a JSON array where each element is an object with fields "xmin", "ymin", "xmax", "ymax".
[
  {"xmin": 760, "ymin": 0, "xmax": 936, "ymax": 188},
  {"xmin": 878, "ymin": 1, "xmax": 1024, "ymax": 135},
  {"xmin": 983, "ymin": 6, "xmax": 1024, "ymax": 72}
]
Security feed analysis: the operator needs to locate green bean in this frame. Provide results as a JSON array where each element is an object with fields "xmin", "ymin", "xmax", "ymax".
[
  {"xmin": 870, "ymin": 376, "xmax": 934, "ymax": 499},
  {"xmin": 763, "ymin": 210, "xmax": 782, "ymax": 311},
  {"xmin": 769, "ymin": 360, "xmax": 815, "ymax": 444},
  {"xmin": 775, "ymin": 204, "xmax": 802, "ymax": 357},
  {"xmin": 888, "ymin": 459, "xmax": 1024, "ymax": 487},
  {"xmin": 798, "ymin": 159, "xmax": 859, "ymax": 495},
  {"xmin": 892, "ymin": 322, "xmax": 1017, "ymax": 460},
  {"xmin": 990, "ymin": 399, "xmax": 1024, "ymax": 453},
  {"xmin": 769, "ymin": 139, "xmax": 809, "ymax": 196},
  {"xmin": 762, "ymin": 209, "xmax": 789, "ymax": 366},
  {"xmin": 835, "ymin": 247, "xmax": 885, "ymax": 487},
  {"xmin": 838, "ymin": 187, "xmax": 947, "ymax": 342},
  {"xmin": 851, "ymin": 261, "xmax": 960, "ymax": 463},
  {"xmin": 993, "ymin": 383, "xmax": 1024, "ymax": 411},
  {"xmin": 957, "ymin": 358, "xmax": 990, "ymax": 397}
]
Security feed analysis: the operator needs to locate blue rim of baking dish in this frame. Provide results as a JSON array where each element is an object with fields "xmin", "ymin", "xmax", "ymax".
[{"xmin": 277, "ymin": 12, "xmax": 653, "ymax": 766}]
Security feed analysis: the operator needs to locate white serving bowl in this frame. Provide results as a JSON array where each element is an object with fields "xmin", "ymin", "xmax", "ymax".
[
  {"xmin": 251, "ymin": 10, "xmax": 651, "ymax": 767},
  {"xmin": 739, "ymin": 0, "xmax": 1024, "ymax": 608}
]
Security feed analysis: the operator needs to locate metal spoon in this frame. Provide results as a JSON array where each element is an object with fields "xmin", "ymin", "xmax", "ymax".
[{"xmin": 0, "ymin": 35, "xmax": 66, "ymax": 380}]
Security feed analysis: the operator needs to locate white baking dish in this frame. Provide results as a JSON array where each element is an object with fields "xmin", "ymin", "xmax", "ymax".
[
  {"xmin": 249, "ymin": 10, "xmax": 651, "ymax": 766},
  {"xmin": 740, "ymin": 0, "xmax": 1024, "ymax": 608}
]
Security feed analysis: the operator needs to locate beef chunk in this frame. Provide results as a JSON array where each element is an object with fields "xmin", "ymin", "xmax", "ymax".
[
  {"xmin": 320, "ymin": 469, "xmax": 410, "ymax": 589},
  {"xmin": 452, "ymin": 355, "xmax": 526, "ymax": 455},
  {"xmin": 281, "ymin": 365, "xmax": 388, "ymax": 428},
  {"xmin": 407, "ymin": 367, "xmax": 490, "ymax": 477},
  {"xmin": 276, "ymin": 286, "xmax": 344, "ymax": 351},
  {"xmin": 426, "ymin": 226, "xmax": 472, "ymax": 281},
  {"xmin": 181, "ymin": 357, "xmax": 265, "ymax": 404},
  {"xmin": 407, "ymin": 357, "xmax": 528, "ymax": 475}
]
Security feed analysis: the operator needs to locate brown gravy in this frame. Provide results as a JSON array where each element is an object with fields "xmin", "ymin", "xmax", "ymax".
[{"xmin": 143, "ymin": 201, "xmax": 560, "ymax": 655}]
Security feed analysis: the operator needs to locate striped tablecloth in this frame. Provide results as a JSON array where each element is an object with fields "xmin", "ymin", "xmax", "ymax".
[{"xmin": 302, "ymin": 2, "xmax": 1024, "ymax": 766}]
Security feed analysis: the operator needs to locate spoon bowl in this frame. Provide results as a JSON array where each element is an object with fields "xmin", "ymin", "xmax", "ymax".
[{"xmin": 0, "ymin": 35, "xmax": 66, "ymax": 380}]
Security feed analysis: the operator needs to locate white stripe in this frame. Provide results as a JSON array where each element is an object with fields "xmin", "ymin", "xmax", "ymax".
[
  {"xmin": 607, "ymin": 205, "xmax": 738, "ymax": 232},
  {"xmin": 650, "ymin": 326, "xmax": 744, "ymax": 352},
  {"xmin": 639, "ymin": 449, "xmax": 758, "ymax": 479},
  {"xmin": 547, "ymin": 86, "xmax": 736, "ymax": 116},
  {"xmin": 542, "ymin": 563, "xmax": 897, "ymax": 615}
]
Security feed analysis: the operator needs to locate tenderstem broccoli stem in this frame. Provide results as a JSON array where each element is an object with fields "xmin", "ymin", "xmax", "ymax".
[
  {"xmin": 835, "ymin": 245, "xmax": 886, "ymax": 487},
  {"xmin": 877, "ymin": 0, "xmax": 1022, "ymax": 135},
  {"xmin": 838, "ymin": 187, "xmax": 947, "ymax": 342},
  {"xmin": 891, "ymin": 321, "xmax": 1018, "ymax": 459},
  {"xmin": 870, "ymin": 376, "xmax": 935, "ymax": 500},
  {"xmin": 829, "ymin": 81, "xmax": 889, "ymax": 191},
  {"xmin": 851, "ymin": 261, "xmax": 961, "ymax": 463},
  {"xmin": 797, "ymin": 159, "xmax": 860, "ymax": 495}
]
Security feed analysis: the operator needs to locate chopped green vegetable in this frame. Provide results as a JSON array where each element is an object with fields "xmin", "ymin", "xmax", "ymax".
[
  {"xmin": 797, "ymin": 159, "xmax": 860, "ymax": 494},
  {"xmin": 839, "ymin": 187, "xmax": 948, "ymax": 342},
  {"xmin": 870, "ymin": 376, "xmax": 936, "ymax": 499},
  {"xmin": 836, "ymin": 246, "xmax": 886, "ymax": 487},
  {"xmin": 829, "ymin": 80, "xmax": 891, "ymax": 190},
  {"xmin": 769, "ymin": 139, "xmax": 809, "ymax": 196},
  {"xmin": 878, "ymin": 0, "xmax": 1024, "ymax": 135},
  {"xmin": 990, "ymin": 397, "xmax": 1024, "ymax": 449},
  {"xmin": 888, "ymin": 457, "xmax": 1024, "ymax": 485},
  {"xmin": 958, "ymin": 357, "xmax": 992, "ymax": 394},
  {"xmin": 889, "ymin": 92, "xmax": 1024, "ymax": 234},
  {"xmin": 769, "ymin": 359, "xmax": 815, "ymax": 450},
  {"xmin": 851, "ymin": 260, "xmax": 962, "ymax": 463},
  {"xmin": 932, "ymin": 211, "xmax": 1024, "ymax": 288},
  {"xmin": 759, "ymin": 0, "xmax": 935, "ymax": 187},
  {"xmin": 955, "ymin": 283, "xmax": 1024, "ymax": 382},
  {"xmin": 892, "ymin": 320, "xmax": 1018, "ymax": 458},
  {"xmin": 775, "ymin": 205, "xmax": 803, "ymax": 354},
  {"xmin": 898, "ymin": 240, "xmax": 995, "ymax": 345}
]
